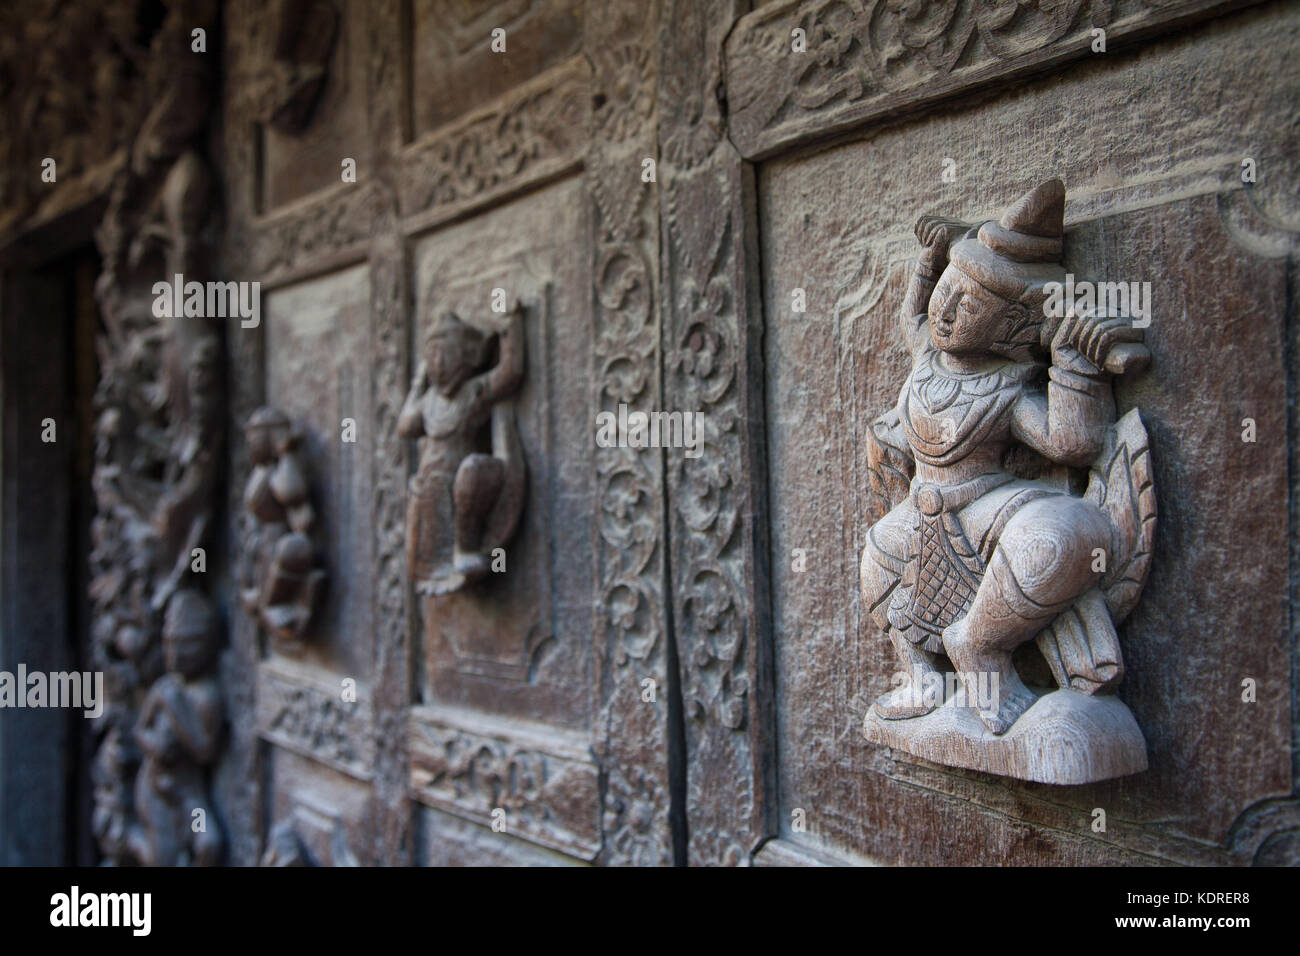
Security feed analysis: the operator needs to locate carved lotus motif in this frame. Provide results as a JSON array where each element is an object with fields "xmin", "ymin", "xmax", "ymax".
[{"xmin": 592, "ymin": 44, "xmax": 653, "ymax": 141}]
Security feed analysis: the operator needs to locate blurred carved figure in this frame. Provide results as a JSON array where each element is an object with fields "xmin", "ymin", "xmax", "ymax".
[
  {"xmin": 246, "ymin": 0, "xmax": 339, "ymax": 134},
  {"xmin": 399, "ymin": 303, "xmax": 526, "ymax": 595},
  {"xmin": 241, "ymin": 407, "xmax": 326, "ymax": 651},
  {"xmin": 86, "ymin": 0, "xmax": 226, "ymax": 864},
  {"xmin": 129, "ymin": 589, "xmax": 223, "ymax": 866}
]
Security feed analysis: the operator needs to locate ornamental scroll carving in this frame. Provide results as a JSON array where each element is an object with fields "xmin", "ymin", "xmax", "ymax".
[
  {"xmin": 724, "ymin": 0, "xmax": 1222, "ymax": 158},
  {"xmin": 240, "ymin": 408, "xmax": 327, "ymax": 653},
  {"xmin": 861, "ymin": 179, "xmax": 1155, "ymax": 784},
  {"xmin": 88, "ymin": 0, "xmax": 225, "ymax": 864},
  {"xmin": 398, "ymin": 297, "xmax": 527, "ymax": 596}
]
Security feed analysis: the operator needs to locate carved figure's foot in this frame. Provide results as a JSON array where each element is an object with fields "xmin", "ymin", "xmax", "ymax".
[
  {"xmin": 942, "ymin": 616, "xmax": 1038, "ymax": 736},
  {"xmin": 873, "ymin": 681, "xmax": 940, "ymax": 720},
  {"xmin": 419, "ymin": 571, "xmax": 465, "ymax": 596},
  {"xmin": 979, "ymin": 682, "xmax": 1038, "ymax": 735}
]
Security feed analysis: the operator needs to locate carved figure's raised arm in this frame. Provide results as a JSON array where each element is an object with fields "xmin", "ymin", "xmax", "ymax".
[
  {"xmin": 480, "ymin": 306, "xmax": 526, "ymax": 403},
  {"xmin": 1011, "ymin": 310, "xmax": 1144, "ymax": 466},
  {"xmin": 900, "ymin": 217, "xmax": 972, "ymax": 357}
]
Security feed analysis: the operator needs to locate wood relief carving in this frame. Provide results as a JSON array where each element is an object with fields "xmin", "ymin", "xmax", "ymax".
[
  {"xmin": 245, "ymin": 0, "xmax": 340, "ymax": 134},
  {"xmin": 88, "ymin": 0, "xmax": 226, "ymax": 864},
  {"xmin": 262, "ymin": 802, "xmax": 359, "ymax": 866},
  {"xmin": 0, "ymin": 2, "xmax": 151, "ymax": 235},
  {"xmin": 861, "ymin": 179, "xmax": 1154, "ymax": 784},
  {"xmin": 724, "ymin": 0, "xmax": 1254, "ymax": 158},
  {"xmin": 255, "ymin": 659, "xmax": 375, "ymax": 780},
  {"xmin": 408, "ymin": 706, "xmax": 602, "ymax": 859},
  {"xmin": 587, "ymin": 0, "xmax": 674, "ymax": 867},
  {"xmin": 240, "ymin": 407, "xmax": 327, "ymax": 651},
  {"xmin": 398, "ymin": 58, "xmax": 589, "ymax": 226},
  {"xmin": 657, "ymin": 0, "xmax": 771, "ymax": 866},
  {"xmin": 399, "ymin": 302, "xmax": 527, "ymax": 595},
  {"xmin": 131, "ymin": 589, "xmax": 224, "ymax": 865}
]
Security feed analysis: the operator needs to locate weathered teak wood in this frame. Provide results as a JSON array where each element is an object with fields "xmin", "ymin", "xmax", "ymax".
[
  {"xmin": 754, "ymin": 3, "xmax": 1299, "ymax": 863},
  {"xmin": 2, "ymin": 0, "xmax": 1298, "ymax": 868}
]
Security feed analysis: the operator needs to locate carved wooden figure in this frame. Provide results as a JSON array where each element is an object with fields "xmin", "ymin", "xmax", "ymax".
[
  {"xmin": 860, "ymin": 179, "xmax": 1155, "ymax": 784},
  {"xmin": 398, "ymin": 301, "xmax": 526, "ymax": 596},
  {"xmin": 241, "ymin": 407, "xmax": 327, "ymax": 651},
  {"xmin": 247, "ymin": 0, "xmax": 339, "ymax": 134},
  {"xmin": 129, "ymin": 589, "xmax": 224, "ymax": 866},
  {"xmin": 82, "ymin": 0, "xmax": 226, "ymax": 865}
]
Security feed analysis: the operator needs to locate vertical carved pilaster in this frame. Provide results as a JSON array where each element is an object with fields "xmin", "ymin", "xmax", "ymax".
[
  {"xmin": 657, "ymin": 0, "xmax": 776, "ymax": 865},
  {"xmin": 221, "ymin": 0, "xmax": 270, "ymax": 868},
  {"xmin": 88, "ymin": 0, "xmax": 226, "ymax": 867},
  {"xmin": 363, "ymin": 0, "xmax": 413, "ymax": 865},
  {"xmin": 586, "ymin": 0, "xmax": 676, "ymax": 866}
]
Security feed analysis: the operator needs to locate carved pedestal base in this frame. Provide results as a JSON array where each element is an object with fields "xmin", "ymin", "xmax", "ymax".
[{"xmin": 863, "ymin": 689, "xmax": 1148, "ymax": 785}]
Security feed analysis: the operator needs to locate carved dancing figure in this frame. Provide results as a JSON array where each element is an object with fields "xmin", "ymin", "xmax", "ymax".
[
  {"xmin": 398, "ymin": 303, "xmax": 526, "ymax": 596},
  {"xmin": 861, "ymin": 179, "xmax": 1156, "ymax": 743}
]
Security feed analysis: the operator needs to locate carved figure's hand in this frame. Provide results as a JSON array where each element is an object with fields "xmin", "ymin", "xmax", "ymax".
[
  {"xmin": 1051, "ymin": 309, "xmax": 1144, "ymax": 376},
  {"xmin": 915, "ymin": 216, "xmax": 972, "ymax": 272},
  {"xmin": 411, "ymin": 359, "xmax": 429, "ymax": 391}
]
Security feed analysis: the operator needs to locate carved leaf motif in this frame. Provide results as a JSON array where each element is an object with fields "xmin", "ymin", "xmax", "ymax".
[{"xmin": 726, "ymin": 0, "xmax": 1125, "ymax": 156}]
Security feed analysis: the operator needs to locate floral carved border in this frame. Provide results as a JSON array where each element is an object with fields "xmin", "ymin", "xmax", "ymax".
[
  {"xmin": 724, "ymin": 0, "xmax": 1264, "ymax": 159},
  {"xmin": 657, "ymin": 0, "xmax": 774, "ymax": 867},
  {"xmin": 586, "ymin": 0, "xmax": 675, "ymax": 867},
  {"xmin": 398, "ymin": 56, "xmax": 589, "ymax": 229},
  {"xmin": 408, "ymin": 705, "xmax": 602, "ymax": 859}
]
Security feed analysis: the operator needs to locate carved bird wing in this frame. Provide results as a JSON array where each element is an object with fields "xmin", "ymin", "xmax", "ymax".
[{"xmin": 1083, "ymin": 408, "xmax": 1157, "ymax": 624}]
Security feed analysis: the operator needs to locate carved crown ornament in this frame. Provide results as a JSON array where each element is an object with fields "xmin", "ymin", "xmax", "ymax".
[{"xmin": 860, "ymin": 178, "xmax": 1155, "ymax": 785}]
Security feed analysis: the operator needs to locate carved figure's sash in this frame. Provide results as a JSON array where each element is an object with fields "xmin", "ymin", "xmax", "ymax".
[{"xmin": 888, "ymin": 472, "xmax": 1013, "ymax": 647}]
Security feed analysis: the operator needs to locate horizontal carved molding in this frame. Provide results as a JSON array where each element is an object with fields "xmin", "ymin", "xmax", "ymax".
[
  {"xmin": 250, "ymin": 181, "xmax": 378, "ymax": 288},
  {"xmin": 408, "ymin": 704, "xmax": 601, "ymax": 860},
  {"xmin": 255, "ymin": 657, "xmax": 374, "ymax": 781},
  {"xmin": 399, "ymin": 56, "xmax": 589, "ymax": 232},
  {"xmin": 724, "ymin": 0, "xmax": 1263, "ymax": 160}
]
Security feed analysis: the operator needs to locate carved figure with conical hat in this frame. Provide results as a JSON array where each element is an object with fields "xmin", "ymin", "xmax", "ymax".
[
  {"xmin": 398, "ymin": 302, "xmax": 527, "ymax": 596},
  {"xmin": 860, "ymin": 179, "xmax": 1156, "ymax": 781}
]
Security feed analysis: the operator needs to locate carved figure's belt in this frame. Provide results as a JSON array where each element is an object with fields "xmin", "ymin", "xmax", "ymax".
[
  {"xmin": 888, "ymin": 472, "xmax": 1014, "ymax": 648},
  {"xmin": 909, "ymin": 471, "xmax": 1014, "ymax": 517}
]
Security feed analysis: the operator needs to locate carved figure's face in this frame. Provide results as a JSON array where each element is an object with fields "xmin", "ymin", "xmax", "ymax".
[
  {"xmin": 928, "ymin": 264, "xmax": 1012, "ymax": 356},
  {"xmin": 425, "ymin": 318, "xmax": 485, "ymax": 392},
  {"xmin": 246, "ymin": 424, "xmax": 276, "ymax": 465},
  {"xmin": 163, "ymin": 627, "xmax": 213, "ymax": 678}
]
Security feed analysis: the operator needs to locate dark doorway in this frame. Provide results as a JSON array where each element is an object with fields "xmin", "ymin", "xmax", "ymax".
[{"xmin": 0, "ymin": 246, "xmax": 99, "ymax": 864}]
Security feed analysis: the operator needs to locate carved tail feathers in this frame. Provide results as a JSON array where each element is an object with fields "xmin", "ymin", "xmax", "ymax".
[
  {"xmin": 1036, "ymin": 408, "xmax": 1157, "ymax": 693},
  {"xmin": 482, "ymin": 400, "xmax": 526, "ymax": 550}
]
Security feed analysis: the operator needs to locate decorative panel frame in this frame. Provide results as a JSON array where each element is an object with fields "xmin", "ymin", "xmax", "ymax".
[{"xmin": 714, "ymin": 0, "xmax": 1300, "ymax": 867}]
